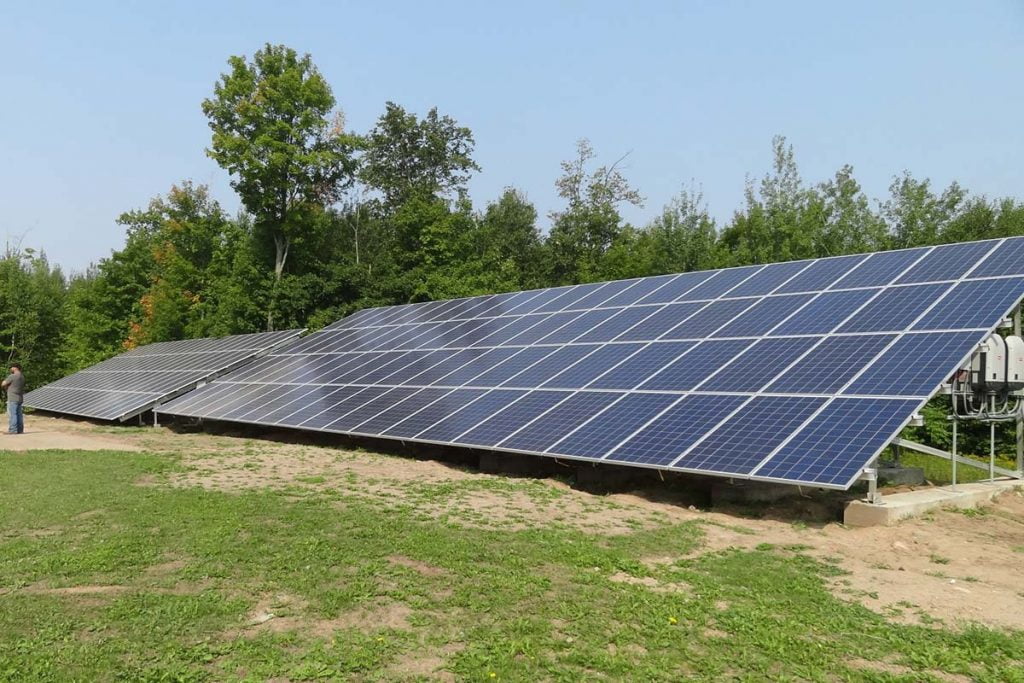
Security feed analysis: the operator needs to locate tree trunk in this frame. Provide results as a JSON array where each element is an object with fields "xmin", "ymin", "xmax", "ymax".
[{"xmin": 267, "ymin": 234, "xmax": 290, "ymax": 331}]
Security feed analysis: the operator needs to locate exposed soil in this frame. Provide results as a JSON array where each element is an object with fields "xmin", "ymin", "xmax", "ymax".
[{"xmin": 15, "ymin": 415, "xmax": 1024, "ymax": 631}]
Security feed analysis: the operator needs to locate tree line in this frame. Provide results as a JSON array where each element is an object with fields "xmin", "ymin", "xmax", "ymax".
[{"xmin": 3, "ymin": 44, "xmax": 1022, "ymax": 456}]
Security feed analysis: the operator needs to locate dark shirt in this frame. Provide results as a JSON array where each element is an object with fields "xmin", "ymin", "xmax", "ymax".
[{"xmin": 3, "ymin": 373, "xmax": 25, "ymax": 403}]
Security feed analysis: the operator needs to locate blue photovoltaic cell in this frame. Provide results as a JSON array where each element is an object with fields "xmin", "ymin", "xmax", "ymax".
[
  {"xmin": 715, "ymin": 294, "xmax": 814, "ymax": 337},
  {"xmin": 456, "ymin": 390, "xmax": 571, "ymax": 446},
  {"xmin": 844, "ymin": 331, "xmax": 981, "ymax": 396},
  {"xmin": 698, "ymin": 337, "xmax": 819, "ymax": 392},
  {"xmin": 499, "ymin": 391, "xmax": 622, "ymax": 452},
  {"xmin": 301, "ymin": 387, "xmax": 389, "ymax": 429},
  {"xmin": 615, "ymin": 303, "xmax": 704, "ymax": 342},
  {"xmin": 542, "ymin": 343, "xmax": 644, "ymax": 388},
  {"xmin": 726, "ymin": 260, "xmax": 811, "ymax": 297},
  {"xmin": 775, "ymin": 254, "xmax": 867, "ymax": 294},
  {"xmin": 913, "ymin": 277, "xmax": 1024, "ymax": 330},
  {"xmin": 156, "ymin": 237, "xmax": 1024, "ymax": 492},
  {"xmin": 574, "ymin": 306, "xmax": 661, "ymax": 343},
  {"xmin": 506, "ymin": 286, "xmax": 576, "ymax": 315},
  {"xmin": 383, "ymin": 389, "xmax": 487, "ymax": 437},
  {"xmin": 469, "ymin": 348, "xmax": 558, "ymax": 387},
  {"xmin": 601, "ymin": 274, "xmax": 678, "ymax": 307},
  {"xmin": 448, "ymin": 317, "xmax": 516, "ymax": 348},
  {"xmin": 588, "ymin": 341, "xmax": 696, "ymax": 390},
  {"xmin": 755, "ymin": 398, "xmax": 921, "ymax": 486},
  {"xmin": 427, "ymin": 348, "xmax": 521, "ymax": 386},
  {"xmin": 895, "ymin": 240, "xmax": 997, "ymax": 284},
  {"xmin": 351, "ymin": 388, "xmax": 452, "ymax": 434},
  {"xmin": 264, "ymin": 385, "xmax": 343, "ymax": 425},
  {"xmin": 765, "ymin": 334, "xmax": 894, "ymax": 394},
  {"xmin": 661, "ymin": 298, "xmax": 756, "ymax": 339},
  {"xmin": 383, "ymin": 350, "xmax": 456, "ymax": 384},
  {"xmin": 277, "ymin": 386, "xmax": 365, "ymax": 427},
  {"xmin": 681, "ymin": 265, "xmax": 763, "ymax": 300},
  {"xmin": 832, "ymin": 248, "xmax": 928, "ymax": 288},
  {"xmin": 499, "ymin": 345, "xmax": 598, "ymax": 387},
  {"xmin": 243, "ymin": 386, "xmax": 317, "ymax": 422},
  {"xmin": 673, "ymin": 396, "xmax": 825, "ymax": 475},
  {"xmin": 635, "ymin": 271, "xmax": 715, "ymax": 305},
  {"xmin": 423, "ymin": 319, "xmax": 487, "ymax": 348},
  {"xmin": 350, "ymin": 352, "xmax": 418, "ymax": 384},
  {"xmin": 837, "ymin": 283, "xmax": 946, "ymax": 333},
  {"xmin": 416, "ymin": 389, "xmax": 526, "ymax": 441},
  {"xmin": 549, "ymin": 393, "xmax": 679, "ymax": 458},
  {"xmin": 967, "ymin": 236, "xmax": 1024, "ymax": 278},
  {"xmin": 535, "ymin": 283, "xmax": 605, "ymax": 313},
  {"xmin": 535, "ymin": 308, "xmax": 620, "ymax": 344},
  {"xmin": 640, "ymin": 339, "xmax": 749, "ymax": 391},
  {"xmin": 403, "ymin": 348, "xmax": 486, "ymax": 384},
  {"xmin": 768, "ymin": 289, "xmax": 877, "ymax": 336},
  {"xmin": 569, "ymin": 279, "xmax": 639, "ymax": 310},
  {"xmin": 502, "ymin": 312, "xmax": 585, "ymax": 346},
  {"xmin": 325, "ymin": 387, "xmax": 422, "ymax": 431},
  {"xmin": 606, "ymin": 394, "xmax": 748, "ymax": 466}
]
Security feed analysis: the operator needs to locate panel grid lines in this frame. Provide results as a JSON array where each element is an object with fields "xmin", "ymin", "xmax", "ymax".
[{"xmin": 158, "ymin": 237, "xmax": 1024, "ymax": 490}]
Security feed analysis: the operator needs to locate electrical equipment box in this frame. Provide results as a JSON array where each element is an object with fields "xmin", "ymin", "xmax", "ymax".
[
  {"xmin": 1005, "ymin": 336, "xmax": 1024, "ymax": 391},
  {"xmin": 969, "ymin": 334, "xmax": 1024, "ymax": 393}
]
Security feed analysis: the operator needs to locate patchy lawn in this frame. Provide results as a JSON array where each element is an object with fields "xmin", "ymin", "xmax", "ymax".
[{"xmin": 0, "ymin": 417, "xmax": 1022, "ymax": 681}]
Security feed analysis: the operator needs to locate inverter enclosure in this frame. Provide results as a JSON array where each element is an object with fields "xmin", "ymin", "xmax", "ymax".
[{"xmin": 969, "ymin": 334, "xmax": 1024, "ymax": 392}]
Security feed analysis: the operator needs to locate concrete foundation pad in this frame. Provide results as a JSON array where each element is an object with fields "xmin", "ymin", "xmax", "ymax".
[{"xmin": 844, "ymin": 479, "xmax": 1023, "ymax": 527}]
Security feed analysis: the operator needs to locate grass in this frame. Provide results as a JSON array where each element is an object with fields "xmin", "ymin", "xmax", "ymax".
[
  {"xmin": 898, "ymin": 451, "xmax": 1018, "ymax": 486},
  {"xmin": 0, "ymin": 449, "xmax": 1022, "ymax": 681}
]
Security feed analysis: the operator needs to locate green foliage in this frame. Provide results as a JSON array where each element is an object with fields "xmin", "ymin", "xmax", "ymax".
[
  {"xmin": 0, "ymin": 249, "xmax": 68, "ymax": 386},
  {"xmin": 202, "ymin": 43, "xmax": 357, "ymax": 328}
]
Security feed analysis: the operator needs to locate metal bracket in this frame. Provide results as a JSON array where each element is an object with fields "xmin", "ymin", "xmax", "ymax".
[
  {"xmin": 861, "ymin": 468, "xmax": 882, "ymax": 505},
  {"xmin": 891, "ymin": 437, "xmax": 1023, "ymax": 480}
]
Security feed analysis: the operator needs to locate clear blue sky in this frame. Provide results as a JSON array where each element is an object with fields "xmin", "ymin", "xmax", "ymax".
[{"xmin": 2, "ymin": 1, "xmax": 1022, "ymax": 272}]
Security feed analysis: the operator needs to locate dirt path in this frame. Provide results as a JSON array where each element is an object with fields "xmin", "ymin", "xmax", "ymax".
[{"xmin": 16, "ymin": 414, "xmax": 1024, "ymax": 630}]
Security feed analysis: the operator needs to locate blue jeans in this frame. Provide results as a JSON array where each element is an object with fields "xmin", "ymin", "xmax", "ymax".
[{"xmin": 8, "ymin": 402, "xmax": 23, "ymax": 434}]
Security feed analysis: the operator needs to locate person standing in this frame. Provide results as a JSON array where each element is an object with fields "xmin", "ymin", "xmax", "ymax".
[{"xmin": 2, "ymin": 364, "xmax": 25, "ymax": 435}]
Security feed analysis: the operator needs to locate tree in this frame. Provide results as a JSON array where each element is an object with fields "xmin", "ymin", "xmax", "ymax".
[
  {"xmin": 202, "ymin": 43, "xmax": 356, "ymax": 329},
  {"xmin": 360, "ymin": 102, "xmax": 480, "ymax": 207},
  {"xmin": 547, "ymin": 139, "xmax": 644, "ymax": 283},
  {"xmin": 477, "ymin": 188, "xmax": 544, "ymax": 289},
  {"xmin": 883, "ymin": 172, "xmax": 965, "ymax": 247},
  {"xmin": 816, "ymin": 165, "xmax": 888, "ymax": 255}
]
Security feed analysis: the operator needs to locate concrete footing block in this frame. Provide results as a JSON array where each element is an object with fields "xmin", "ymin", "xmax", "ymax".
[{"xmin": 844, "ymin": 479, "xmax": 1023, "ymax": 527}]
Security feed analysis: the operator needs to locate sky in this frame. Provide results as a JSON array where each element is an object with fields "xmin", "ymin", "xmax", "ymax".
[{"xmin": 1, "ymin": 1, "xmax": 1022, "ymax": 273}]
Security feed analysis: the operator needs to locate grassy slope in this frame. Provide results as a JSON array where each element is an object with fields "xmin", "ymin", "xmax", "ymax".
[{"xmin": 0, "ymin": 450, "xmax": 1021, "ymax": 682}]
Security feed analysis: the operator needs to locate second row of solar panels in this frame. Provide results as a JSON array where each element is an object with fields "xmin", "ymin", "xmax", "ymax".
[
  {"xmin": 304, "ymin": 278, "xmax": 1024, "ymax": 357},
  {"xmin": 333, "ymin": 238, "xmax": 1024, "ymax": 330}
]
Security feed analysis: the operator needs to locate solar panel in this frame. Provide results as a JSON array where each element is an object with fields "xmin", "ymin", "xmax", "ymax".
[
  {"xmin": 160, "ymin": 236, "xmax": 1024, "ymax": 490},
  {"xmin": 24, "ymin": 330, "xmax": 303, "ymax": 421}
]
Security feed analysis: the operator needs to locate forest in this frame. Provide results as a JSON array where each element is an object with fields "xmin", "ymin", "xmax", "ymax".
[{"xmin": 3, "ymin": 44, "xmax": 1023, "ymax": 455}]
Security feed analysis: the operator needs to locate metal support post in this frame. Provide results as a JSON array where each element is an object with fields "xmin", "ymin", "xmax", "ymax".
[
  {"xmin": 1016, "ymin": 309, "xmax": 1023, "ymax": 475},
  {"xmin": 951, "ymin": 418, "xmax": 958, "ymax": 491},
  {"xmin": 153, "ymin": 406, "xmax": 159, "ymax": 428},
  {"xmin": 990, "ymin": 395, "xmax": 996, "ymax": 482},
  {"xmin": 863, "ymin": 468, "xmax": 881, "ymax": 505}
]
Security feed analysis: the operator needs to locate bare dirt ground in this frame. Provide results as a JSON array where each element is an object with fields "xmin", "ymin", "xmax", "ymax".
[{"xmin": 10, "ymin": 414, "xmax": 1024, "ymax": 631}]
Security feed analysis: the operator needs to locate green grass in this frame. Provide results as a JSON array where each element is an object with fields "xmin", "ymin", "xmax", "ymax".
[
  {"xmin": 1, "ymin": 450, "xmax": 1022, "ymax": 681},
  {"xmin": 897, "ymin": 451, "xmax": 1018, "ymax": 486}
]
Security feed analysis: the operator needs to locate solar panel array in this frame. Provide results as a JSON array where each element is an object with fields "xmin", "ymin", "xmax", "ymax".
[
  {"xmin": 160, "ymin": 237, "xmax": 1024, "ymax": 489},
  {"xmin": 24, "ymin": 330, "xmax": 304, "ymax": 421}
]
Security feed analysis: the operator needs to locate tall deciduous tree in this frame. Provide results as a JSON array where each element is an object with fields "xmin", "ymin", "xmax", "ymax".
[
  {"xmin": 360, "ymin": 102, "xmax": 480, "ymax": 208},
  {"xmin": 547, "ymin": 139, "xmax": 644, "ymax": 284},
  {"xmin": 202, "ymin": 43, "xmax": 356, "ymax": 329}
]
